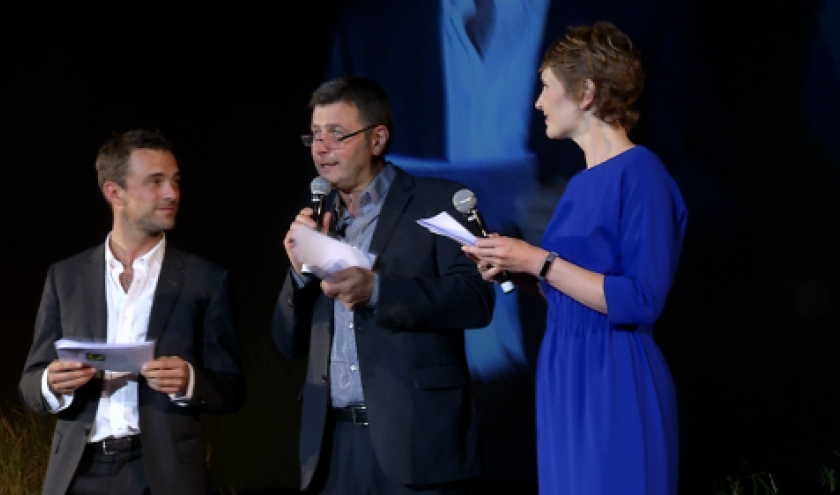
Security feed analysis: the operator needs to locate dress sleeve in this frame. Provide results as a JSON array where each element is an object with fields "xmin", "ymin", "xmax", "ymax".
[{"xmin": 603, "ymin": 161, "xmax": 686, "ymax": 326}]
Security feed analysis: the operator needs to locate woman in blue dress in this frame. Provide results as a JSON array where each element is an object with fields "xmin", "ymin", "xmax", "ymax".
[{"xmin": 464, "ymin": 22, "xmax": 686, "ymax": 495}]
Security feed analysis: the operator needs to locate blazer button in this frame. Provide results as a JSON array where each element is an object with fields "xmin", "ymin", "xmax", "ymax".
[
  {"xmin": 321, "ymin": 375, "xmax": 328, "ymax": 384},
  {"xmin": 287, "ymin": 295, "xmax": 294, "ymax": 307}
]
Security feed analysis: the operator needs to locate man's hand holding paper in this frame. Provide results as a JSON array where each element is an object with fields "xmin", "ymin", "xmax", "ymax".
[
  {"xmin": 46, "ymin": 360, "xmax": 97, "ymax": 395},
  {"xmin": 284, "ymin": 206, "xmax": 333, "ymax": 275},
  {"xmin": 321, "ymin": 266, "xmax": 376, "ymax": 310},
  {"xmin": 142, "ymin": 356, "xmax": 191, "ymax": 395}
]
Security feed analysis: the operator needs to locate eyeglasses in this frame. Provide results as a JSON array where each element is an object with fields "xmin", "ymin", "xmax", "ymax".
[{"xmin": 301, "ymin": 124, "xmax": 380, "ymax": 148}]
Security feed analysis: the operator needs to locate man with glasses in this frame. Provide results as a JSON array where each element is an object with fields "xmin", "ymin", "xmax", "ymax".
[{"xmin": 273, "ymin": 76, "xmax": 494, "ymax": 494}]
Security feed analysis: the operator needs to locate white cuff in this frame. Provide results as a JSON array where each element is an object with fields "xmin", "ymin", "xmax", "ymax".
[
  {"xmin": 41, "ymin": 368, "xmax": 73, "ymax": 413},
  {"xmin": 168, "ymin": 362, "xmax": 195, "ymax": 407}
]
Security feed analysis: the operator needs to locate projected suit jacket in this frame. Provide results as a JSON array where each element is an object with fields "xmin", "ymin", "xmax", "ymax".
[
  {"xmin": 273, "ymin": 166, "xmax": 495, "ymax": 490},
  {"xmin": 19, "ymin": 245, "xmax": 244, "ymax": 495}
]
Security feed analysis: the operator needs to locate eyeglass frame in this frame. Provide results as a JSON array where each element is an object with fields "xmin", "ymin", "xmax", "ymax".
[{"xmin": 301, "ymin": 124, "xmax": 381, "ymax": 148}]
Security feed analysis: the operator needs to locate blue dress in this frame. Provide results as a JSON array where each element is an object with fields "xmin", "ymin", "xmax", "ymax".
[{"xmin": 537, "ymin": 146, "xmax": 687, "ymax": 495}]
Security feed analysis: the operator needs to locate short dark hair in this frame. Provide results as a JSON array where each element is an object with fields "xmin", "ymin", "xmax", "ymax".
[
  {"xmin": 540, "ymin": 22, "xmax": 645, "ymax": 131},
  {"xmin": 96, "ymin": 130, "xmax": 173, "ymax": 190},
  {"xmin": 309, "ymin": 76, "xmax": 394, "ymax": 153}
]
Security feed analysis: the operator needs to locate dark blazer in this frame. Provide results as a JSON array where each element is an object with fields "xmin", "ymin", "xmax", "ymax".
[
  {"xmin": 19, "ymin": 245, "xmax": 244, "ymax": 495},
  {"xmin": 273, "ymin": 166, "xmax": 495, "ymax": 490}
]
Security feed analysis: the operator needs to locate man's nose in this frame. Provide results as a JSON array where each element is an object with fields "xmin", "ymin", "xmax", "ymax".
[
  {"xmin": 312, "ymin": 139, "xmax": 331, "ymax": 153},
  {"xmin": 163, "ymin": 180, "xmax": 179, "ymax": 200}
]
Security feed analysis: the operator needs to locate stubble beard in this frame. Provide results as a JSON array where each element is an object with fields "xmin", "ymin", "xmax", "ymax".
[{"xmin": 132, "ymin": 205, "xmax": 178, "ymax": 236}]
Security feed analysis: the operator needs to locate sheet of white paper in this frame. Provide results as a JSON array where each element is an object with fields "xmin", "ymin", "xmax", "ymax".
[
  {"xmin": 416, "ymin": 212, "xmax": 477, "ymax": 246},
  {"xmin": 54, "ymin": 339, "xmax": 155, "ymax": 373},
  {"xmin": 292, "ymin": 224, "xmax": 376, "ymax": 280}
]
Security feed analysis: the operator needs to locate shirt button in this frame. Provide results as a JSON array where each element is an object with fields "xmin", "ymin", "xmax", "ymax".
[
  {"xmin": 350, "ymin": 365, "xmax": 357, "ymax": 372},
  {"xmin": 349, "ymin": 323, "xmax": 354, "ymax": 329}
]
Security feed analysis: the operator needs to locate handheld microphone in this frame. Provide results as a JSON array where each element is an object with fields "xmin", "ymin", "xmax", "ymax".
[
  {"xmin": 301, "ymin": 177, "xmax": 332, "ymax": 276},
  {"xmin": 310, "ymin": 176, "xmax": 332, "ymax": 228},
  {"xmin": 453, "ymin": 188, "xmax": 515, "ymax": 294}
]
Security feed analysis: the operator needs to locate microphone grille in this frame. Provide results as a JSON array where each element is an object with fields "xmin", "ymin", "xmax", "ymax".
[
  {"xmin": 310, "ymin": 177, "xmax": 332, "ymax": 196},
  {"xmin": 452, "ymin": 188, "xmax": 476, "ymax": 213}
]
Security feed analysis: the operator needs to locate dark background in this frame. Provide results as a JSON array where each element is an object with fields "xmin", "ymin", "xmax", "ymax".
[{"xmin": 1, "ymin": 2, "xmax": 838, "ymax": 493}]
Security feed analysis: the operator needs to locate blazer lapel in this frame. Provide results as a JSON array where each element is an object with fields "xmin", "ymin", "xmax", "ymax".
[
  {"xmin": 146, "ymin": 248, "xmax": 184, "ymax": 343},
  {"xmin": 79, "ymin": 245, "xmax": 108, "ymax": 340},
  {"xmin": 369, "ymin": 166, "xmax": 415, "ymax": 261}
]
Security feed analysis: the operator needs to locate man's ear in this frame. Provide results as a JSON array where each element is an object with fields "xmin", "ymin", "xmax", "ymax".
[
  {"xmin": 371, "ymin": 126, "xmax": 390, "ymax": 156},
  {"xmin": 102, "ymin": 182, "xmax": 124, "ymax": 207},
  {"xmin": 579, "ymin": 79, "xmax": 596, "ymax": 110}
]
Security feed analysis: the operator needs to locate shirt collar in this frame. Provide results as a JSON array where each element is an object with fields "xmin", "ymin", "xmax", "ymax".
[
  {"xmin": 364, "ymin": 162, "xmax": 395, "ymax": 208},
  {"xmin": 105, "ymin": 233, "xmax": 167, "ymax": 273},
  {"xmin": 334, "ymin": 163, "xmax": 396, "ymax": 217}
]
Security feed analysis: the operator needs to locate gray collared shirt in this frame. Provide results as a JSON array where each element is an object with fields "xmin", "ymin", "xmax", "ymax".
[{"xmin": 329, "ymin": 164, "xmax": 395, "ymax": 407}]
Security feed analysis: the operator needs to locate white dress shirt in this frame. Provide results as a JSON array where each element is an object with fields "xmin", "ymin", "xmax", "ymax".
[{"xmin": 41, "ymin": 234, "xmax": 193, "ymax": 441}]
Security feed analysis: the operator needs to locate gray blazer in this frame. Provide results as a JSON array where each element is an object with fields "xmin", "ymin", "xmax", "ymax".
[{"xmin": 19, "ymin": 245, "xmax": 244, "ymax": 495}]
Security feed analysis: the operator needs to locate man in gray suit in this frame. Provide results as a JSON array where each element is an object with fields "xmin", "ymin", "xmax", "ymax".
[{"xmin": 19, "ymin": 130, "xmax": 244, "ymax": 495}]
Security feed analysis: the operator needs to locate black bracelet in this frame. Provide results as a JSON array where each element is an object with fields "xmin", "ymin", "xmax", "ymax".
[{"xmin": 538, "ymin": 251, "xmax": 558, "ymax": 281}]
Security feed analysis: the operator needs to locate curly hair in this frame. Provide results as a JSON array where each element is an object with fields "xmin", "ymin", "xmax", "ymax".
[{"xmin": 540, "ymin": 21, "xmax": 645, "ymax": 131}]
